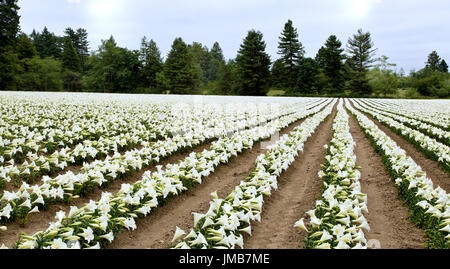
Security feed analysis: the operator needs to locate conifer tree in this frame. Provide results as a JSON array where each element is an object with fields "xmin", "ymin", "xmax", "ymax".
[
  {"xmin": 277, "ymin": 19, "xmax": 304, "ymax": 89},
  {"xmin": 426, "ymin": 51, "xmax": 441, "ymax": 71},
  {"xmin": 208, "ymin": 42, "xmax": 225, "ymax": 81},
  {"xmin": 64, "ymin": 27, "xmax": 90, "ymax": 71},
  {"xmin": 16, "ymin": 33, "xmax": 36, "ymax": 60},
  {"xmin": 439, "ymin": 59, "xmax": 448, "ymax": 73},
  {"xmin": 236, "ymin": 30, "xmax": 271, "ymax": 96},
  {"xmin": 164, "ymin": 37, "xmax": 200, "ymax": 94},
  {"xmin": 0, "ymin": 0, "xmax": 21, "ymax": 90},
  {"xmin": 32, "ymin": 27, "xmax": 61, "ymax": 59},
  {"xmin": 139, "ymin": 36, "xmax": 163, "ymax": 88},
  {"xmin": 319, "ymin": 35, "xmax": 345, "ymax": 93},
  {"xmin": 62, "ymin": 36, "xmax": 81, "ymax": 72},
  {"xmin": 346, "ymin": 29, "xmax": 377, "ymax": 96},
  {"xmin": 296, "ymin": 57, "xmax": 319, "ymax": 95}
]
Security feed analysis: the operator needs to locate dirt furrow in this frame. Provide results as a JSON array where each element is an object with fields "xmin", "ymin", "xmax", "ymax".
[
  {"xmin": 347, "ymin": 109, "xmax": 426, "ymax": 249},
  {"xmin": 350, "ymin": 100, "xmax": 450, "ymax": 193},
  {"xmin": 243, "ymin": 104, "xmax": 337, "ymax": 249},
  {"xmin": 106, "ymin": 116, "xmax": 310, "ymax": 249}
]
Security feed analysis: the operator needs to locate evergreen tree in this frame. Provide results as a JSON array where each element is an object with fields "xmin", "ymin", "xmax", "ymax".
[
  {"xmin": 16, "ymin": 57, "xmax": 63, "ymax": 91},
  {"xmin": 188, "ymin": 42, "xmax": 210, "ymax": 84},
  {"xmin": 208, "ymin": 42, "xmax": 225, "ymax": 81},
  {"xmin": 235, "ymin": 30, "xmax": 271, "ymax": 96},
  {"xmin": 319, "ymin": 35, "xmax": 346, "ymax": 93},
  {"xmin": 215, "ymin": 60, "xmax": 233, "ymax": 95},
  {"xmin": 426, "ymin": 51, "xmax": 441, "ymax": 71},
  {"xmin": 277, "ymin": 19, "xmax": 304, "ymax": 89},
  {"xmin": 270, "ymin": 59, "xmax": 285, "ymax": 89},
  {"xmin": 139, "ymin": 36, "xmax": 163, "ymax": 89},
  {"xmin": 32, "ymin": 27, "xmax": 61, "ymax": 59},
  {"xmin": 439, "ymin": 59, "xmax": 448, "ymax": 73},
  {"xmin": 83, "ymin": 36, "xmax": 141, "ymax": 92},
  {"xmin": 296, "ymin": 57, "xmax": 319, "ymax": 95},
  {"xmin": 164, "ymin": 37, "xmax": 200, "ymax": 94},
  {"xmin": 0, "ymin": 0, "xmax": 20, "ymax": 48},
  {"xmin": 346, "ymin": 29, "xmax": 377, "ymax": 96},
  {"xmin": 315, "ymin": 46, "xmax": 327, "ymax": 69},
  {"xmin": 61, "ymin": 36, "xmax": 82, "ymax": 91},
  {"xmin": 62, "ymin": 36, "xmax": 81, "ymax": 72},
  {"xmin": 64, "ymin": 27, "xmax": 90, "ymax": 71},
  {"xmin": 0, "ymin": 0, "xmax": 21, "ymax": 90},
  {"xmin": 16, "ymin": 33, "xmax": 36, "ymax": 60}
]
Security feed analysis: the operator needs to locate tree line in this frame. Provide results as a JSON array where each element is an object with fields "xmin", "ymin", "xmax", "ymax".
[{"xmin": 1, "ymin": 0, "xmax": 449, "ymax": 97}]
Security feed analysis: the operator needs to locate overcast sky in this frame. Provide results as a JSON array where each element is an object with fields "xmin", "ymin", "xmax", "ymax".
[{"xmin": 17, "ymin": 0, "xmax": 449, "ymax": 72}]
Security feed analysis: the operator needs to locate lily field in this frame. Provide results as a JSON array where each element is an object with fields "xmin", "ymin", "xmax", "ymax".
[{"xmin": 0, "ymin": 91, "xmax": 449, "ymax": 249}]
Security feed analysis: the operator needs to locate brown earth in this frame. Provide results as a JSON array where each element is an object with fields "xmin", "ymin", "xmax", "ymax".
[
  {"xmin": 243, "ymin": 103, "xmax": 337, "ymax": 249},
  {"xmin": 347, "ymin": 108, "xmax": 426, "ymax": 249},
  {"xmin": 350, "ymin": 100, "xmax": 450, "ymax": 193},
  {"xmin": 106, "ymin": 113, "xmax": 314, "ymax": 249}
]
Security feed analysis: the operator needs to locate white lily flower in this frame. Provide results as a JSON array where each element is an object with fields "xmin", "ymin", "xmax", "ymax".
[
  {"xmin": 171, "ymin": 226, "xmax": 186, "ymax": 243},
  {"xmin": 294, "ymin": 218, "xmax": 308, "ymax": 232}
]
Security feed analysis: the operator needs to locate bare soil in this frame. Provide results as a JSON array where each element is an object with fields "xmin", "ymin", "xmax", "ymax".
[
  {"xmin": 347, "ymin": 109, "xmax": 426, "ymax": 249},
  {"xmin": 243, "ymin": 103, "xmax": 337, "ymax": 249}
]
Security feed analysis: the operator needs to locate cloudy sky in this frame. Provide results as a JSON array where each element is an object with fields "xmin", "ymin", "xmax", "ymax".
[{"xmin": 17, "ymin": 0, "xmax": 449, "ymax": 72}]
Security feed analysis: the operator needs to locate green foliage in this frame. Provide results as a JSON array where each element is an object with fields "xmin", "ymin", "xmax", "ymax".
[
  {"xmin": 426, "ymin": 51, "xmax": 441, "ymax": 71},
  {"xmin": 236, "ymin": 30, "xmax": 271, "ymax": 96},
  {"xmin": 155, "ymin": 71, "xmax": 170, "ymax": 93},
  {"xmin": 439, "ymin": 59, "xmax": 448, "ymax": 73},
  {"xmin": 315, "ymin": 35, "xmax": 346, "ymax": 94},
  {"xmin": 412, "ymin": 75, "xmax": 441, "ymax": 96},
  {"xmin": 0, "ymin": 49, "xmax": 20, "ymax": 90},
  {"xmin": 62, "ymin": 70, "xmax": 82, "ymax": 91},
  {"xmin": 83, "ymin": 36, "xmax": 142, "ymax": 93},
  {"xmin": 188, "ymin": 42, "xmax": 210, "ymax": 85},
  {"xmin": 164, "ymin": 37, "xmax": 201, "ymax": 94},
  {"xmin": 277, "ymin": 19, "xmax": 304, "ymax": 89},
  {"xmin": 368, "ymin": 55, "xmax": 399, "ymax": 96},
  {"xmin": 346, "ymin": 29, "xmax": 377, "ymax": 96},
  {"xmin": 208, "ymin": 42, "xmax": 225, "ymax": 82},
  {"xmin": 294, "ymin": 57, "xmax": 319, "ymax": 95},
  {"xmin": 0, "ymin": 0, "xmax": 21, "ymax": 90},
  {"xmin": 64, "ymin": 28, "xmax": 89, "ymax": 72},
  {"xmin": 0, "ymin": 0, "xmax": 20, "ymax": 48},
  {"xmin": 213, "ymin": 60, "xmax": 234, "ymax": 95},
  {"xmin": 270, "ymin": 59, "xmax": 285, "ymax": 89},
  {"xmin": 31, "ymin": 27, "xmax": 62, "ymax": 59},
  {"xmin": 139, "ymin": 36, "xmax": 163, "ymax": 88},
  {"xmin": 62, "ymin": 36, "xmax": 81, "ymax": 72},
  {"xmin": 15, "ymin": 33, "xmax": 37, "ymax": 60},
  {"xmin": 15, "ymin": 56, "xmax": 63, "ymax": 91}
]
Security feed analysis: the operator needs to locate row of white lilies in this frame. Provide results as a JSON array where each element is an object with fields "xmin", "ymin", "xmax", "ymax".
[
  {"xmin": 346, "ymin": 99, "xmax": 450, "ymax": 249},
  {"xmin": 294, "ymin": 100, "xmax": 369, "ymax": 249},
  {"xmin": 0, "ymin": 100, "xmax": 327, "ymax": 229},
  {"xmin": 170, "ymin": 100, "xmax": 336, "ymax": 249},
  {"xmin": 1, "ymin": 100, "xmax": 311, "ymax": 188},
  {"xmin": 9, "ymin": 100, "xmax": 332, "ymax": 249},
  {"xmin": 369, "ymin": 99, "xmax": 449, "ymax": 130},
  {"xmin": 360, "ymin": 99, "xmax": 449, "ymax": 146},
  {"xmin": 352, "ymin": 99, "xmax": 450, "ymax": 172}
]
